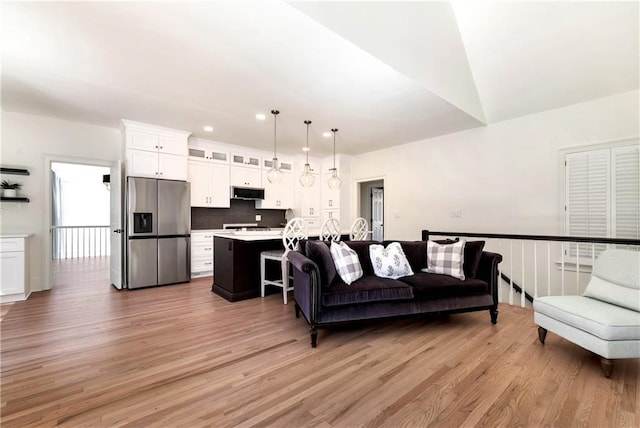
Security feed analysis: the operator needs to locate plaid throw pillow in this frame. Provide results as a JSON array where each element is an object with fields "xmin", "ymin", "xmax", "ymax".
[
  {"xmin": 330, "ymin": 241, "xmax": 363, "ymax": 285},
  {"xmin": 369, "ymin": 242, "xmax": 414, "ymax": 279},
  {"xmin": 422, "ymin": 240, "xmax": 466, "ymax": 280}
]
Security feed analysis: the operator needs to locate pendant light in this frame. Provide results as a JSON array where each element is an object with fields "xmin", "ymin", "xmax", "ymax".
[
  {"xmin": 266, "ymin": 109, "xmax": 283, "ymax": 184},
  {"xmin": 299, "ymin": 120, "xmax": 315, "ymax": 188},
  {"xmin": 327, "ymin": 128, "xmax": 342, "ymax": 190}
]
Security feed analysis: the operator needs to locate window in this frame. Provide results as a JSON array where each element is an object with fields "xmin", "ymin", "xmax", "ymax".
[{"xmin": 564, "ymin": 141, "xmax": 639, "ymax": 258}]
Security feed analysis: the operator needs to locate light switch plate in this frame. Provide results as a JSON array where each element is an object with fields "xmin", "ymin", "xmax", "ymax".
[{"xmin": 255, "ymin": 214, "xmax": 262, "ymax": 221}]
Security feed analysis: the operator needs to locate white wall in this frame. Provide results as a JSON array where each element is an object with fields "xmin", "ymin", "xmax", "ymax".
[
  {"xmin": 1, "ymin": 111, "xmax": 121, "ymax": 292},
  {"xmin": 351, "ymin": 90, "xmax": 640, "ymax": 241}
]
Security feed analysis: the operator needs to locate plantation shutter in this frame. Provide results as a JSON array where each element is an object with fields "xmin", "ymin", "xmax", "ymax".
[
  {"xmin": 565, "ymin": 149, "xmax": 609, "ymax": 257},
  {"xmin": 612, "ymin": 146, "xmax": 640, "ymax": 240}
]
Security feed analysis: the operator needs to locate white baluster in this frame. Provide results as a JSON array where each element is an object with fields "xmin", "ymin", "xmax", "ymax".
[
  {"xmin": 509, "ymin": 240, "xmax": 514, "ymax": 306},
  {"xmin": 561, "ymin": 243, "xmax": 565, "ymax": 296},
  {"xmin": 533, "ymin": 241, "xmax": 538, "ymax": 299},
  {"xmin": 576, "ymin": 242, "xmax": 580, "ymax": 294},
  {"xmin": 496, "ymin": 239, "xmax": 502, "ymax": 303},
  {"xmin": 547, "ymin": 241, "xmax": 551, "ymax": 297},
  {"xmin": 521, "ymin": 241, "xmax": 525, "ymax": 308}
]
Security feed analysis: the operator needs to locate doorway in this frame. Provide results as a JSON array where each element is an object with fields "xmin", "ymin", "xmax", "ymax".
[
  {"xmin": 49, "ymin": 161, "xmax": 111, "ymax": 290},
  {"xmin": 358, "ymin": 179, "xmax": 384, "ymax": 241}
]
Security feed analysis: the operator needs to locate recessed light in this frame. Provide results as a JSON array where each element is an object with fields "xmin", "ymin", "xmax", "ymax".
[
  {"xmin": 302, "ymin": 147, "xmax": 310, "ymax": 152},
  {"xmin": 203, "ymin": 126, "xmax": 214, "ymax": 132},
  {"xmin": 256, "ymin": 113, "xmax": 266, "ymax": 121},
  {"xmin": 323, "ymin": 132, "xmax": 331, "ymax": 138}
]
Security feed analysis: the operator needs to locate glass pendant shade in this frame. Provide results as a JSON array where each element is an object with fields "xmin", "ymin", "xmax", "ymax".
[
  {"xmin": 299, "ymin": 163, "xmax": 316, "ymax": 187},
  {"xmin": 327, "ymin": 167, "xmax": 341, "ymax": 190},
  {"xmin": 267, "ymin": 157, "xmax": 283, "ymax": 184}
]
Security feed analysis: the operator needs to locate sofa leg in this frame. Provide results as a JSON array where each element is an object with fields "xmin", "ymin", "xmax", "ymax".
[
  {"xmin": 538, "ymin": 326, "xmax": 547, "ymax": 344},
  {"xmin": 601, "ymin": 358, "xmax": 613, "ymax": 378},
  {"xmin": 294, "ymin": 303, "xmax": 300, "ymax": 319},
  {"xmin": 490, "ymin": 307, "xmax": 499, "ymax": 324},
  {"xmin": 310, "ymin": 328, "xmax": 318, "ymax": 348}
]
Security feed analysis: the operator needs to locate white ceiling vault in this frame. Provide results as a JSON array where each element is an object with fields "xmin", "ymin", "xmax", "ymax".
[{"xmin": 1, "ymin": 1, "xmax": 638, "ymax": 156}]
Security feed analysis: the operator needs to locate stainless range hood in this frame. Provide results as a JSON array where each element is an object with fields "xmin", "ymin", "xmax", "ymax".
[{"xmin": 231, "ymin": 186, "xmax": 265, "ymax": 200}]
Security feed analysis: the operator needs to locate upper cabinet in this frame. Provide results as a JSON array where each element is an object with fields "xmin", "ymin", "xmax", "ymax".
[
  {"xmin": 320, "ymin": 155, "xmax": 352, "ymax": 227},
  {"xmin": 257, "ymin": 157, "xmax": 294, "ymax": 209},
  {"xmin": 231, "ymin": 153, "xmax": 260, "ymax": 168},
  {"xmin": 189, "ymin": 159, "xmax": 230, "ymax": 208},
  {"xmin": 122, "ymin": 120, "xmax": 191, "ymax": 180}
]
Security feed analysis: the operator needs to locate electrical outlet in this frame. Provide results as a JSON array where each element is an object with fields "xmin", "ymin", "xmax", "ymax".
[
  {"xmin": 450, "ymin": 209, "xmax": 462, "ymax": 218},
  {"xmin": 255, "ymin": 214, "xmax": 262, "ymax": 221}
]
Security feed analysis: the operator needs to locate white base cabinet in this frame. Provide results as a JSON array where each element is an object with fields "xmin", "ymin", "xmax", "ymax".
[
  {"xmin": 191, "ymin": 231, "xmax": 215, "ymax": 278},
  {"xmin": 0, "ymin": 235, "xmax": 30, "ymax": 303}
]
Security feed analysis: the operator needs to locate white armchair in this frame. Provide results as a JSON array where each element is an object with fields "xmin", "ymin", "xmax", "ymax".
[{"xmin": 533, "ymin": 249, "xmax": 640, "ymax": 377}]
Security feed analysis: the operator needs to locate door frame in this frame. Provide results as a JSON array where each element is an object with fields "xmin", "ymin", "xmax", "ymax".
[
  {"xmin": 355, "ymin": 176, "xmax": 385, "ymax": 238},
  {"xmin": 43, "ymin": 155, "xmax": 113, "ymax": 290}
]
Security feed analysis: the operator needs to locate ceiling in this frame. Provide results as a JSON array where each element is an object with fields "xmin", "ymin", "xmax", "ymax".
[{"xmin": 1, "ymin": 1, "xmax": 638, "ymax": 156}]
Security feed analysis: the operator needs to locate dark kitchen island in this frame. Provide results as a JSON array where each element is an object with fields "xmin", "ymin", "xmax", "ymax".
[{"xmin": 211, "ymin": 233, "xmax": 284, "ymax": 302}]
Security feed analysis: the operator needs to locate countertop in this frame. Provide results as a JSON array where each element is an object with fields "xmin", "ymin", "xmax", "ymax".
[
  {"xmin": 209, "ymin": 229, "xmax": 351, "ymax": 242},
  {"xmin": 0, "ymin": 234, "xmax": 33, "ymax": 238}
]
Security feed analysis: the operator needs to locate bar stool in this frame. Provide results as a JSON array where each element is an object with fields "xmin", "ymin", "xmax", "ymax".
[
  {"xmin": 349, "ymin": 217, "xmax": 369, "ymax": 241},
  {"xmin": 260, "ymin": 217, "xmax": 308, "ymax": 304},
  {"xmin": 320, "ymin": 218, "xmax": 341, "ymax": 242}
]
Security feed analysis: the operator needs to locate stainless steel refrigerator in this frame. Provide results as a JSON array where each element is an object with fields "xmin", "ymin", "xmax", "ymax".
[{"xmin": 126, "ymin": 177, "xmax": 190, "ymax": 289}]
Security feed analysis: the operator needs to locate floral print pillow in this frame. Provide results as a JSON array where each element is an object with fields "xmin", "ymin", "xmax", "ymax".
[{"xmin": 369, "ymin": 242, "xmax": 414, "ymax": 279}]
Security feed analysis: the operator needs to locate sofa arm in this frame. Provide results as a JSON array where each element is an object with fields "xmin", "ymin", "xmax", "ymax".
[
  {"xmin": 476, "ymin": 251, "xmax": 503, "ymax": 306},
  {"xmin": 287, "ymin": 251, "xmax": 321, "ymax": 324}
]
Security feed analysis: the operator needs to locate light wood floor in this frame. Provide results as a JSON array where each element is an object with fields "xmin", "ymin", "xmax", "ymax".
[{"xmin": 1, "ymin": 259, "xmax": 638, "ymax": 427}]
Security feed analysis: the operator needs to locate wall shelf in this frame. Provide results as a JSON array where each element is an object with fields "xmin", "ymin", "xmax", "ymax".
[
  {"xmin": 1, "ymin": 197, "xmax": 30, "ymax": 203},
  {"xmin": 0, "ymin": 167, "xmax": 30, "ymax": 176}
]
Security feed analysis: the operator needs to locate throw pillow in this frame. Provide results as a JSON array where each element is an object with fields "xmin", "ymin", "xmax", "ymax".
[
  {"xmin": 369, "ymin": 242, "xmax": 414, "ymax": 279},
  {"xmin": 306, "ymin": 240, "xmax": 337, "ymax": 286},
  {"xmin": 422, "ymin": 240, "xmax": 466, "ymax": 280},
  {"xmin": 330, "ymin": 241, "xmax": 363, "ymax": 285},
  {"xmin": 463, "ymin": 241, "xmax": 485, "ymax": 278},
  {"xmin": 432, "ymin": 238, "xmax": 485, "ymax": 278}
]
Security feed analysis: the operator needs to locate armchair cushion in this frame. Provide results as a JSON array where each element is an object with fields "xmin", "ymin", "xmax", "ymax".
[
  {"xmin": 534, "ymin": 295, "xmax": 640, "ymax": 341},
  {"xmin": 583, "ymin": 249, "xmax": 640, "ymax": 311}
]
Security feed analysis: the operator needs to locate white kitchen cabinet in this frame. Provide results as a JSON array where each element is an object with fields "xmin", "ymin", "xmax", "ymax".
[
  {"xmin": 122, "ymin": 120, "xmax": 191, "ymax": 180},
  {"xmin": 299, "ymin": 178, "xmax": 321, "ymax": 217},
  {"xmin": 0, "ymin": 235, "xmax": 30, "ymax": 303},
  {"xmin": 189, "ymin": 159, "xmax": 230, "ymax": 208},
  {"xmin": 189, "ymin": 147, "xmax": 229, "ymax": 163},
  {"xmin": 231, "ymin": 153, "xmax": 261, "ymax": 168},
  {"xmin": 191, "ymin": 231, "xmax": 215, "ymax": 278},
  {"xmin": 319, "ymin": 155, "xmax": 352, "ymax": 228},
  {"xmin": 231, "ymin": 165, "xmax": 262, "ymax": 188},
  {"xmin": 257, "ymin": 169, "xmax": 294, "ymax": 209},
  {"xmin": 321, "ymin": 173, "xmax": 341, "ymax": 209}
]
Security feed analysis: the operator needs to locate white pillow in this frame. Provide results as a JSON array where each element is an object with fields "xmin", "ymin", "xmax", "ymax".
[
  {"xmin": 330, "ymin": 241, "xmax": 363, "ymax": 285},
  {"xmin": 369, "ymin": 242, "xmax": 414, "ymax": 279},
  {"xmin": 422, "ymin": 240, "xmax": 466, "ymax": 280}
]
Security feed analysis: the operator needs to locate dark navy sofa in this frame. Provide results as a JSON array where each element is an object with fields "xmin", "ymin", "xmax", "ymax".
[{"xmin": 287, "ymin": 240, "xmax": 502, "ymax": 347}]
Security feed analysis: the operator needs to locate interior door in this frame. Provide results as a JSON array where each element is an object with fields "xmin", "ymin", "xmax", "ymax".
[
  {"xmin": 371, "ymin": 187, "xmax": 384, "ymax": 241},
  {"xmin": 110, "ymin": 161, "xmax": 124, "ymax": 289}
]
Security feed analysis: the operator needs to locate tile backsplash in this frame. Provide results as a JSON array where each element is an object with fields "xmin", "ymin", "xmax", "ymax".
[{"xmin": 191, "ymin": 199, "xmax": 286, "ymax": 230}]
